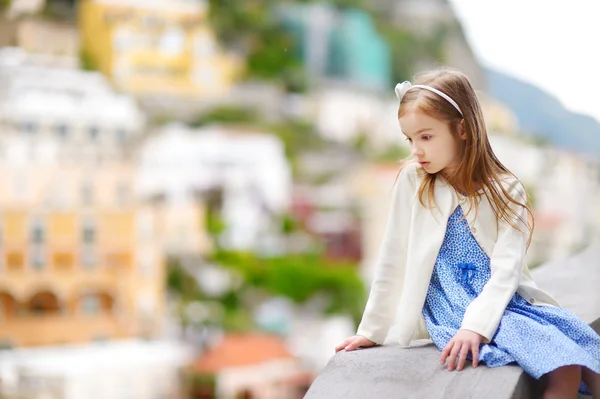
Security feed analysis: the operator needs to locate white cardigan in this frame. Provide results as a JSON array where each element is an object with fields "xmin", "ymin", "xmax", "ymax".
[{"xmin": 356, "ymin": 161, "xmax": 559, "ymax": 347}]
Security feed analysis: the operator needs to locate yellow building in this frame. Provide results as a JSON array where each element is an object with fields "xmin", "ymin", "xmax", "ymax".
[
  {"xmin": 78, "ymin": 0, "xmax": 240, "ymax": 97},
  {"xmin": 0, "ymin": 49, "xmax": 165, "ymax": 348},
  {"xmin": 0, "ymin": 164, "xmax": 167, "ymax": 348}
]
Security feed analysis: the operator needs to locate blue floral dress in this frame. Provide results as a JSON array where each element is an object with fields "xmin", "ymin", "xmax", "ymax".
[{"xmin": 422, "ymin": 205, "xmax": 600, "ymax": 395}]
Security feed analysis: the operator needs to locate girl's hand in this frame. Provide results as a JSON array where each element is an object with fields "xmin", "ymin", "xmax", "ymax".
[
  {"xmin": 440, "ymin": 329, "xmax": 483, "ymax": 371},
  {"xmin": 335, "ymin": 335, "xmax": 377, "ymax": 352}
]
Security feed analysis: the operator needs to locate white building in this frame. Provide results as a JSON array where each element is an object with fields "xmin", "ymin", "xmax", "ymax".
[
  {"xmin": 0, "ymin": 47, "xmax": 146, "ymax": 164},
  {"xmin": 314, "ymin": 85, "xmax": 401, "ymax": 150},
  {"xmin": 489, "ymin": 133, "xmax": 600, "ymax": 263},
  {"xmin": 0, "ymin": 339, "xmax": 196, "ymax": 399},
  {"xmin": 137, "ymin": 123, "xmax": 292, "ymax": 251}
]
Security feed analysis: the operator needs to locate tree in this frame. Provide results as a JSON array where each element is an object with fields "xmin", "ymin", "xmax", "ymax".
[{"xmin": 207, "ymin": 0, "xmax": 307, "ymax": 92}]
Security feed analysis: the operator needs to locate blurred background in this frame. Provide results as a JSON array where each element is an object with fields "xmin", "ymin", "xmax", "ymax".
[{"xmin": 0, "ymin": 0, "xmax": 598, "ymax": 398}]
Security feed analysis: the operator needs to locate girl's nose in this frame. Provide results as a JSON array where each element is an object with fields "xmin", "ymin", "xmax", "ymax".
[{"xmin": 411, "ymin": 145, "xmax": 423, "ymax": 157}]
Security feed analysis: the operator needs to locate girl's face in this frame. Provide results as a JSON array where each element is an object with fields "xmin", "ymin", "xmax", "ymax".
[{"xmin": 399, "ymin": 108, "xmax": 466, "ymax": 175}]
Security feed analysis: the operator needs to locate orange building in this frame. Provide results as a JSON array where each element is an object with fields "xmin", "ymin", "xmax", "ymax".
[{"xmin": 183, "ymin": 333, "xmax": 314, "ymax": 399}]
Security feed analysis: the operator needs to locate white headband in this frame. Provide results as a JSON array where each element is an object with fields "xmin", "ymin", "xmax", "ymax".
[{"xmin": 395, "ymin": 81, "xmax": 463, "ymax": 116}]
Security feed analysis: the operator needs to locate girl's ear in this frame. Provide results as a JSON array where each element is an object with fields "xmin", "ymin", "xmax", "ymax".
[{"xmin": 458, "ymin": 119, "xmax": 467, "ymax": 140}]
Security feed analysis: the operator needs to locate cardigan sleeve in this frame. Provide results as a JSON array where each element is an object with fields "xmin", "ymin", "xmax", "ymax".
[
  {"xmin": 356, "ymin": 162, "xmax": 417, "ymax": 344},
  {"xmin": 460, "ymin": 179, "xmax": 529, "ymax": 342}
]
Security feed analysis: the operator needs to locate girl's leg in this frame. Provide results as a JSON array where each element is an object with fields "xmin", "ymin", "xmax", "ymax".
[
  {"xmin": 543, "ymin": 365, "xmax": 581, "ymax": 399},
  {"xmin": 582, "ymin": 367, "xmax": 600, "ymax": 398}
]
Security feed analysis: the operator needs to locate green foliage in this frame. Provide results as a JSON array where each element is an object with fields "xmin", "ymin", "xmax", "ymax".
[
  {"xmin": 222, "ymin": 309, "xmax": 255, "ymax": 332},
  {"xmin": 166, "ymin": 248, "xmax": 367, "ymax": 331},
  {"xmin": 206, "ymin": 210, "xmax": 226, "ymax": 238},
  {"xmin": 79, "ymin": 49, "xmax": 98, "ymax": 72},
  {"xmin": 351, "ymin": 130, "xmax": 410, "ymax": 163},
  {"xmin": 294, "ymin": 0, "xmax": 365, "ymax": 10},
  {"xmin": 372, "ymin": 143, "xmax": 410, "ymax": 163},
  {"xmin": 213, "ymin": 249, "xmax": 367, "ymax": 323},
  {"xmin": 207, "ymin": 0, "xmax": 306, "ymax": 92},
  {"xmin": 41, "ymin": 0, "xmax": 76, "ymax": 21},
  {"xmin": 207, "ymin": 0, "xmax": 453, "ymax": 91},
  {"xmin": 192, "ymin": 106, "xmax": 259, "ymax": 128},
  {"xmin": 280, "ymin": 213, "xmax": 298, "ymax": 235},
  {"xmin": 379, "ymin": 24, "xmax": 448, "ymax": 82},
  {"xmin": 166, "ymin": 257, "xmax": 200, "ymax": 302}
]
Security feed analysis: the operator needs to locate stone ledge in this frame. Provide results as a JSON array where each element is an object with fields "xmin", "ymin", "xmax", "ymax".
[
  {"xmin": 305, "ymin": 243, "xmax": 600, "ymax": 399},
  {"xmin": 304, "ymin": 340, "xmax": 542, "ymax": 399},
  {"xmin": 306, "ymin": 321, "xmax": 599, "ymax": 399}
]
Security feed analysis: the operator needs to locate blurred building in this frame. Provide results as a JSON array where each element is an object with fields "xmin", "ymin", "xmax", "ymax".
[
  {"xmin": 4, "ymin": 0, "xmax": 46, "ymax": 20},
  {"xmin": 313, "ymin": 85, "xmax": 400, "ymax": 148},
  {"xmin": 349, "ymin": 162, "xmax": 401, "ymax": 283},
  {"xmin": 0, "ymin": 339, "xmax": 195, "ymax": 399},
  {"xmin": 0, "ymin": 48, "xmax": 164, "ymax": 348},
  {"xmin": 279, "ymin": 3, "xmax": 391, "ymax": 91},
  {"xmin": 489, "ymin": 134, "xmax": 600, "ymax": 264},
  {"xmin": 138, "ymin": 123, "xmax": 292, "ymax": 252},
  {"xmin": 0, "ymin": 16, "xmax": 79, "ymax": 58},
  {"xmin": 291, "ymin": 182, "xmax": 362, "ymax": 262},
  {"xmin": 479, "ymin": 93, "xmax": 520, "ymax": 135},
  {"xmin": 78, "ymin": 0, "xmax": 239, "ymax": 98},
  {"xmin": 183, "ymin": 333, "xmax": 313, "ymax": 399}
]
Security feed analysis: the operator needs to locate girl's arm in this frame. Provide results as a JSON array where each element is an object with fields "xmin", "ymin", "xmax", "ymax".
[
  {"xmin": 460, "ymin": 179, "xmax": 528, "ymax": 342},
  {"xmin": 356, "ymin": 162, "xmax": 416, "ymax": 344}
]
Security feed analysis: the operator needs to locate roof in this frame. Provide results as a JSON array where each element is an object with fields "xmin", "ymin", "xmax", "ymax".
[{"xmin": 192, "ymin": 333, "xmax": 296, "ymax": 373}]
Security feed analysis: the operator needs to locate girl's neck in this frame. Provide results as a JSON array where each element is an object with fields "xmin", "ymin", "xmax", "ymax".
[{"xmin": 440, "ymin": 171, "xmax": 482, "ymax": 195}]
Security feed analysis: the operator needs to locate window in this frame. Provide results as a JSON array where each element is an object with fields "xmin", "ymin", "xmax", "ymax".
[
  {"xmin": 30, "ymin": 219, "xmax": 45, "ymax": 243},
  {"xmin": 6, "ymin": 252, "xmax": 24, "ymax": 270},
  {"xmin": 53, "ymin": 252, "xmax": 74, "ymax": 269},
  {"xmin": 89, "ymin": 127, "xmax": 99, "ymax": 142},
  {"xmin": 82, "ymin": 219, "xmax": 95, "ymax": 243},
  {"xmin": 30, "ymin": 245, "xmax": 45, "ymax": 270},
  {"xmin": 160, "ymin": 27, "xmax": 185, "ymax": 56},
  {"xmin": 54, "ymin": 124, "xmax": 69, "ymax": 140},
  {"xmin": 20, "ymin": 121, "xmax": 37, "ymax": 135},
  {"xmin": 80, "ymin": 296, "xmax": 99, "ymax": 315},
  {"xmin": 0, "ymin": 340, "xmax": 14, "ymax": 350}
]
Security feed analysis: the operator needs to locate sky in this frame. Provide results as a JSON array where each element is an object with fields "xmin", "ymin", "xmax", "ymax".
[{"xmin": 447, "ymin": 0, "xmax": 600, "ymax": 123}]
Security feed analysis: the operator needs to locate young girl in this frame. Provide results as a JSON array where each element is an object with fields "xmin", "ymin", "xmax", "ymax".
[{"xmin": 335, "ymin": 67, "xmax": 600, "ymax": 398}]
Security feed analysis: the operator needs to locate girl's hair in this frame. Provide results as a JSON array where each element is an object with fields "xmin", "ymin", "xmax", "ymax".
[{"xmin": 397, "ymin": 67, "xmax": 534, "ymax": 248}]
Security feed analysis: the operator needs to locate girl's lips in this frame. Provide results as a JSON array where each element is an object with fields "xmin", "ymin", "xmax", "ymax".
[{"xmin": 419, "ymin": 161, "xmax": 430, "ymax": 167}]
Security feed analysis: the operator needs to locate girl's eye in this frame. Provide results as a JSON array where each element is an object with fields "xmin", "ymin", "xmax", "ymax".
[{"xmin": 422, "ymin": 135, "xmax": 432, "ymax": 140}]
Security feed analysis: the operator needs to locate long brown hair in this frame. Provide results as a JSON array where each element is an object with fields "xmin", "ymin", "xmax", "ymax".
[{"xmin": 397, "ymin": 67, "xmax": 534, "ymax": 248}]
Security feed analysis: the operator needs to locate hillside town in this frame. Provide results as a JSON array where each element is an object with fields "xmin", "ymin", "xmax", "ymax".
[{"xmin": 0, "ymin": 0, "xmax": 598, "ymax": 398}]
